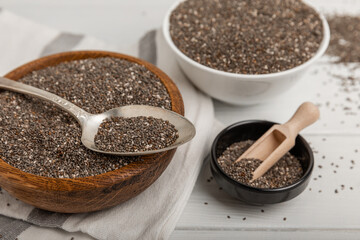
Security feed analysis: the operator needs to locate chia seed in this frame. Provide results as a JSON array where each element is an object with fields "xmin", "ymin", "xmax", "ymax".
[
  {"xmin": 94, "ymin": 116, "xmax": 178, "ymax": 152},
  {"xmin": 0, "ymin": 57, "xmax": 172, "ymax": 178},
  {"xmin": 217, "ymin": 140, "xmax": 303, "ymax": 188},
  {"xmin": 170, "ymin": 0, "xmax": 323, "ymax": 74}
]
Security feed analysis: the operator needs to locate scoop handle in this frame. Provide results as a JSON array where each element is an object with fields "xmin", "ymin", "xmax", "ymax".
[
  {"xmin": 0, "ymin": 76, "xmax": 89, "ymax": 125},
  {"xmin": 283, "ymin": 102, "xmax": 320, "ymax": 136}
]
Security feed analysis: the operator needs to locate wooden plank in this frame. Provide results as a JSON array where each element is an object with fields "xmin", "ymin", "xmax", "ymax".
[
  {"xmin": 171, "ymin": 230, "xmax": 360, "ymax": 240},
  {"xmin": 0, "ymin": 0, "xmax": 174, "ymax": 47}
]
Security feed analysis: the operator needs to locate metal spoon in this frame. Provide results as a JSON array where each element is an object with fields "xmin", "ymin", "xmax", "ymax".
[{"xmin": 0, "ymin": 76, "xmax": 196, "ymax": 156}]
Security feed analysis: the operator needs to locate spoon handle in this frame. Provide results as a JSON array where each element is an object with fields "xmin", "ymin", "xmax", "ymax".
[{"xmin": 0, "ymin": 77, "xmax": 89, "ymax": 125}]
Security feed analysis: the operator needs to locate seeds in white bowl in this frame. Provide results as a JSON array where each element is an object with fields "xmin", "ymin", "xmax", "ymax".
[{"xmin": 170, "ymin": 0, "xmax": 323, "ymax": 74}]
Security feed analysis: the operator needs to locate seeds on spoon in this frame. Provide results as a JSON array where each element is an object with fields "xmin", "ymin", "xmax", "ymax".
[{"xmin": 94, "ymin": 116, "xmax": 179, "ymax": 152}]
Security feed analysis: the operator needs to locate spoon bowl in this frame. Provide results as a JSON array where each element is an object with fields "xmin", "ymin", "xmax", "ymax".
[
  {"xmin": 0, "ymin": 76, "xmax": 196, "ymax": 156},
  {"xmin": 81, "ymin": 105, "xmax": 196, "ymax": 156}
]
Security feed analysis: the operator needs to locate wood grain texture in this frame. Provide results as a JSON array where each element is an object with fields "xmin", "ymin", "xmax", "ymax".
[{"xmin": 0, "ymin": 50, "xmax": 184, "ymax": 213}]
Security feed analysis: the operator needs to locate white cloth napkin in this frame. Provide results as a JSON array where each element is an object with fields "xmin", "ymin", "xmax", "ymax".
[{"xmin": 0, "ymin": 10, "xmax": 215, "ymax": 240}]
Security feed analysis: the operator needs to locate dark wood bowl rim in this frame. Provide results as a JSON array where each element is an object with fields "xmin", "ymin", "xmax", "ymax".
[{"xmin": 0, "ymin": 50, "xmax": 184, "ymax": 191}]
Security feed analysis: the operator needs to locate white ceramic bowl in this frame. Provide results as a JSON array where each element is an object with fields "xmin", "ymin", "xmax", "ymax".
[{"xmin": 163, "ymin": 1, "xmax": 330, "ymax": 105}]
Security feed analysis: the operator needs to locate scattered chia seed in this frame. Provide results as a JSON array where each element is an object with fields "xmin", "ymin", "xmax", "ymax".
[
  {"xmin": 6, "ymin": 203, "xmax": 10, "ymax": 207},
  {"xmin": 0, "ymin": 57, "xmax": 172, "ymax": 178},
  {"xmin": 261, "ymin": 209, "xmax": 264, "ymax": 213},
  {"xmin": 217, "ymin": 140, "xmax": 303, "ymax": 189},
  {"xmin": 335, "ymin": 189, "xmax": 338, "ymax": 194},
  {"xmin": 283, "ymin": 217, "xmax": 287, "ymax": 221},
  {"xmin": 94, "ymin": 116, "xmax": 178, "ymax": 152},
  {"xmin": 204, "ymin": 202, "xmax": 208, "ymax": 205},
  {"xmin": 243, "ymin": 217, "xmax": 246, "ymax": 221},
  {"xmin": 227, "ymin": 215, "xmax": 231, "ymax": 219},
  {"xmin": 170, "ymin": 0, "xmax": 323, "ymax": 74}
]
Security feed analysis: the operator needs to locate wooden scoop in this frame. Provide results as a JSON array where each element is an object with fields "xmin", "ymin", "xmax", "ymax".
[{"xmin": 235, "ymin": 102, "xmax": 320, "ymax": 181}]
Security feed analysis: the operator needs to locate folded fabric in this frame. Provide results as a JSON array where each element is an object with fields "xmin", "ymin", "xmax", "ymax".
[{"xmin": 0, "ymin": 10, "xmax": 214, "ymax": 240}]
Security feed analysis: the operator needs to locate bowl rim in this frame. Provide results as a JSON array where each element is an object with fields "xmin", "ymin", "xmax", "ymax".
[
  {"xmin": 163, "ymin": 0, "xmax": 330, "ymax": 80},
  {"xmin": 0, "ymin": 50, "xmax": 184, "ymax": 191},
  {"xmin": 210, "ymin": 120, "xmax": 314, "ymax": 193}
]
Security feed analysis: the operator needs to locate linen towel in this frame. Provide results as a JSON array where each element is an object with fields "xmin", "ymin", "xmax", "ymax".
[{"xmin": 0, "ymin": 10, "xmax": 215, "ymax": 240}]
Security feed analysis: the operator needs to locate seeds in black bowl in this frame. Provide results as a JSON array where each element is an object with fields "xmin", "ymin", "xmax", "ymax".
[
  {"xmin": 0, "ymin": 57, "xmax": 172, "ymax": 178},
  {"xmin": 217, "ymin": 140, "xmax": 303, "ymax": 188},
  {"xmin": 170, "ymin": 0, "xmax": 323, "ymax": 74},
  {"xmin": 94, "ymin": 116, "xmax": 178, "ymax": 152}
]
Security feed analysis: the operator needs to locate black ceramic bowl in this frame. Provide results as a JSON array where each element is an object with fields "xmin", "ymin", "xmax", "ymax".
[{"xmin": 210, "ymin": 120, "xmax": 314, "ymax": 205}]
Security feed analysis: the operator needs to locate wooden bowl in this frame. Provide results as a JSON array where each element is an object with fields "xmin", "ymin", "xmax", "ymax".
[{"xmin": 0, "ymin": 50, "xmax": 184, "ymax": 213}]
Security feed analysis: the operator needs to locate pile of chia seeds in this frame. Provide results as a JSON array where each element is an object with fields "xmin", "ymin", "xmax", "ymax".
[
  {"xmin": 326, "ymin": 16, "xmax": 360, "ymax": 63},
  {"xmin": 217, "ymin": 140, "xmax": 303, "ymax": 188},
  {"xmin": 320, "ymin": 15, "xmax": 360, "ymax": 116},
  {"xmin": 170, "ymin": 0, "xmax": 323, "ymax": 74},
  {"xmin": 94, "ymin": 116, "xmax": 178, "ymax": 152},
  {"xmin": 0, "ymin": 57, "xmax": 172, "ymax": 178}
]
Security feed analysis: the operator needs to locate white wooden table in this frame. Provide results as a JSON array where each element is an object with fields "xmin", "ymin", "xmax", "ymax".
[{"xmin": 1, "ymin": 0, "xmax": 360, "ymax": 239}]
